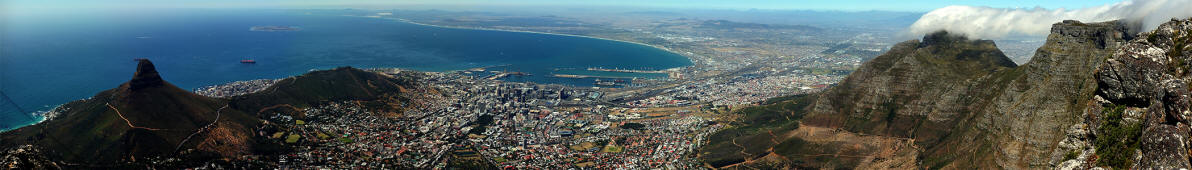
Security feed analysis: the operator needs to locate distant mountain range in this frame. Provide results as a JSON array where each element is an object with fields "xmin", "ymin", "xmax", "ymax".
[
  {"xmin": 697, "ymin": 20, "xmax": 822, "ymax": 32},
  {"xmin": 700, "ymin": 18, "xmax": 1192, "ymax": 169}
]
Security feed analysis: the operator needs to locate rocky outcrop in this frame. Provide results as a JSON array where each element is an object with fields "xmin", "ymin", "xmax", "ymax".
[
  {"xmin": 0, "ymin": 145, "xmax": 60, "ymax": 169},
  {"xmin": 129, "ymin": 59, "xmax": 166, "ymax": 91},
  {"xmin": 1060, "ymin": 18, "xmax": 1192, "ymax": 169},
  {"xmin": 1097, "ymin": 19, "xmax": 1192, "ymax": 111},
  {"xmin": 1137, "ymin": 124, "xmax": 1191, "ymax": 169}
]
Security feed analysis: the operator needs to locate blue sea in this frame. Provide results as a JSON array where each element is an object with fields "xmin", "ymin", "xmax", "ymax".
[{"xmin": 0, "ymin": 9, "xmax": 691, "ymax": 130}]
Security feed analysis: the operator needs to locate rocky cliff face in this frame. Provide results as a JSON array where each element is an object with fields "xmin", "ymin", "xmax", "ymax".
[
  {"xmin": 701, "ymin": 19, "xmax": 1160, "ymax": 169},
  {"xmin": 974, "ymin": 20, "xmax": 1131, "ymax": 168},
  {"xmin": 1055, "ymin": 18, "xmax": 1192, "ymax": 169}
]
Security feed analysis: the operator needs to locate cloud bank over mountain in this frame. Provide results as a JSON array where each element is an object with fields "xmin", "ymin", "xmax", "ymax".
[{"xmin": 908, "ymin": 0, "xmax": 1192, "ymax": 39}]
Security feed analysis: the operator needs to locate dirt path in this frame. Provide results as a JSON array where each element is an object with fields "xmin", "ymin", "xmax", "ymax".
[
  {"xmin": 106, "ymin": 103, "xmax": 166, "ymax": 131},
  {"xmin": 257, "ymin": 104, "xmax": 303, "ymax": 115},
  {"xmin": 175, "ymin": 104, "xmax": 229, "ymax": 151}
]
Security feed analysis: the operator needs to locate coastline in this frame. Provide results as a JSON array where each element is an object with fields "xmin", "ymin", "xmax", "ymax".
[
  {"xmin": 0, "ymin": 108, "xmax": 51, "ymax": 132},
  {"xmin": 378, "ymin": 17, "xmax": 693, "ymax": 67},
  {"xmin": 2, "ymin": 15, "xmax": 692, "ymax": 132},
  {"xmin": 345, "ymin": 14, "xmax": 703, "ymax": 77}
]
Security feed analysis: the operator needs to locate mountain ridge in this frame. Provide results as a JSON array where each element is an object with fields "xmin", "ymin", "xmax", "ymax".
[{"xmin": 699, "ymin": 19, "xmax": 1140, "ymax": 169}]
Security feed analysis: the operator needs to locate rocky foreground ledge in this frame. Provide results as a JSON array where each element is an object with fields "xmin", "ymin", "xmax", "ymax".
[{"xmin": 1056, "ymin": 18, "xmax": 1192, "ymax": 169}]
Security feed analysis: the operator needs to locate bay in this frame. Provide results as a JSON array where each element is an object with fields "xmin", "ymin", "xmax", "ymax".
[{"xmin": 0, "ymin": 9, "xmax": 691, "ymax": 129}]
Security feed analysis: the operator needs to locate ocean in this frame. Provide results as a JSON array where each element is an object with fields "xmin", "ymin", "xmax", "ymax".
[{"xmin": 0, "ymin": 9, "xmax": 691, "ymax": 130}]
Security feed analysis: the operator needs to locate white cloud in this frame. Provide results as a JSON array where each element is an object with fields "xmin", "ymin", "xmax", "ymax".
[{"xmin": 908, "ymin": 0, "xmax": 1192, "ymax": 39}]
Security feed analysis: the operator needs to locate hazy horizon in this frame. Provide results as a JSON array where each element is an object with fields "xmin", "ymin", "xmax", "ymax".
[{"xmin": 6, "ymin": 0, "xmax": 1121, "ymax": 13}]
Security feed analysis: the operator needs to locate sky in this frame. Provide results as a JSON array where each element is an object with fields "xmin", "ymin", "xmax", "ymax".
[
  {"xmin": 907, "ymin": 0, "xmax": 1192, "ymax": 39},
  {"xmin": 4, "ymin": 0, "xmax": 1123, "ymax": 12}
]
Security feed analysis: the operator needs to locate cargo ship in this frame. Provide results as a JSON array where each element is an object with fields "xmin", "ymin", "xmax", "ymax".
[
  {"xmin": 240, "ymin": 59, "xmax": 256, "ymax": 63},
  {"xmin": 250, "ymin": 26, "xmax": 301, "ymax": 32},
  {"xmin": 594, "ymin": 79, "xmax": 617, "ymax": 86}
]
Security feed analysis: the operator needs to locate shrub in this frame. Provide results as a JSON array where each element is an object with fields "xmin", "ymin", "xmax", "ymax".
[{"xmin": 1094, "ymin": 104, "xmax": 1142, "ymax": 169}]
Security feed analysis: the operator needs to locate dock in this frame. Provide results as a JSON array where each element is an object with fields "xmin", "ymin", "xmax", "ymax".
[
  {"xmin": 550, "ymin": 74, "xmax": 639, "ymax": 79},
  {"xmin": 586, "ymin": 67, "xmax": 667, "ymax": 74},
  {"xmin": 468, "ymin": 64, "xmax": 513, "ymax": 72},
  {"xmin": 484, "ymin": 71, "xmax": 530, "ymax": 80}
]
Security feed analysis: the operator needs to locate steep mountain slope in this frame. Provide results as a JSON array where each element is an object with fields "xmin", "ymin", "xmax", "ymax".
[
  {"xmin": 971, "ymin": 20, "xmax": 1130, "ymax": 168},
  {"xmin": 803, "ymin": 31, "xmax": 1016, "ymax": 146},
  {"xmin": 700, "ymin": 19, "xmax": 1136, "ymax": 169},
  {"xmin": 0, "ymin": 59, "xmax": 260, "ymax": 165}
]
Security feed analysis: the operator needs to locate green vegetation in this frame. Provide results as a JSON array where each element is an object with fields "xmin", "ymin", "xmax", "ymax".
[
  {"xmin": 882, "ymin": 101, "xmax": 899, "ymax": 122},
  {"xmin": 230, "ymin": 67, "xmax": 416, "ymax": 116},
  {"xmin": 1167, "ymin": 30, "xmax": 1188, "ymax": 74},
  {"xmin": 1094, "ymin": 104, "xmax": 1142, "ymax": 169},
  {"xmin": 0, "ymin": 59, "xmax": 270, "ymax": 164},
  {"xmin": 771, "ymin": 137, "xmax": 811, "ymax": 156},
  {"xmin": 316, "ymin": 132, "xmax": 330, "ymax": 140},
  {"xmin": 602, "ymin": 145, "xmax": 624, "ymax": 153},
  {"xmin": 699, "ymin": 94, "xmax": 817, "ymax": 167},
  {"xmin": 1064, "ymin": 150, "xmax": 1081, "ymax": 160},
  {"xmin": 762, "ymin": 94, "xmax": 807, "ymax": 105},
  {"xmin": 620, "ymin": 123, "xmax": 646, "ymax": 130},
  {"xmin": 570, "ymin": 142, "xmax": 598, "ymax": 151},
  {"xmin": 285, "ymin": 134, "xmax": 301, "ymax": 144}
]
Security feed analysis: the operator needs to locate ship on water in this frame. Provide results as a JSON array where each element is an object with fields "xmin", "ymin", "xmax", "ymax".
[
  {"xmin": 594, "ymin": 79, "xmax": 617, "ymax": 86},
  {"xmin": 241, "ymin": 59, "xmax": 256, "ymax": 63},
  {"xmin": 249, "ymin": 26, "xmax": 301, "ymax": 32}
]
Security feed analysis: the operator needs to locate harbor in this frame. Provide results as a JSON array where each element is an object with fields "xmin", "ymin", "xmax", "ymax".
[
  {"xmin": 483, "ymin": 71, "xmax": 531, "ymax": 80},
  {"xmin": 550, "ymin": 74, "xmax": 641, "ymax": 79},
  {"xmin": 586, "ymin": 67, "xmax": 668, "ymax": 74}
]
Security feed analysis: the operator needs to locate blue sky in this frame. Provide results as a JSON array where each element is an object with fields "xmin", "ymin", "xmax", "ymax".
[{"xmin": 6, "ymin": 0, "xmax": 1123, "ymax": 12}]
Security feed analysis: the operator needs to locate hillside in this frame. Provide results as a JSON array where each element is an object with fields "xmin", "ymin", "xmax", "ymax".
[
  {"xmin": 0, "ymin": 61, "xmax": 423, "ymax": 168},
  {"xmin": 701, "ymin": 19, "xmax": 1141, "ymax": 169},
  {"xmin": 0, "ymin": 59, "xmax": 260, "ymax": 165},
  {"xmin": 228, "ymin": 67, "xmax": 419, "ymax": 117}
]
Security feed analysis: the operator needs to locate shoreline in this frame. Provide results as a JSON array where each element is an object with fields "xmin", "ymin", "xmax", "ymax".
[
  {"xmin": 390, "ymin": 18, "xmax": 673, "ymax": 54},
  {"xmin": 376, "ymin": 17, "xmax": 695, "ymax": 67},
  {"xmin": 0, "ymin": 108, "xmax": 51, "ymax": 132}
]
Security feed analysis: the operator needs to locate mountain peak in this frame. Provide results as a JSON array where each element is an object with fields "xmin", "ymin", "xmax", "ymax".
[
  {"xmin": 129, "ymin": 59, "xmax": 164, "ymax": 90},
  {"xmin": 920, "ymin": 30, "xmax": 970, "ymax": 46},
  {"xmin": 1050, "ymin": 19, "xmax": 1132, "ymax": 44},
  {"xmin": 905, "ymin": 30, "xmax": 1016, "ymax": 68}
]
